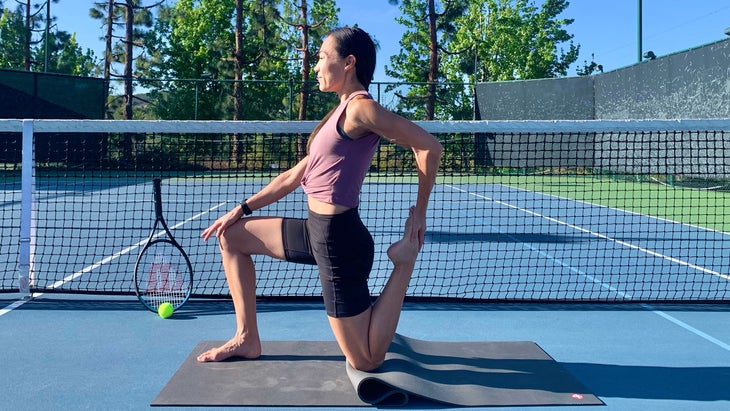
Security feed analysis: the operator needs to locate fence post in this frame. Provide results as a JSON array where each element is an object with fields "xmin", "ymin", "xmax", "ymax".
[{"xmin": 288, "ymin": 78, "xmax": 294, "ymax": 120}]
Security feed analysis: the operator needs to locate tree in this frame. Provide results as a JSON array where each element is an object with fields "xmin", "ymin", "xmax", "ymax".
[
  {"xmin": 280, "ymin": 0, "xmax": 339, "ymax": 158},
  {"xmin": 0, "ymin": 4, "xmax": 26, "ymax": 69},
  {"xmin": 233, "ymin": 0, "xmax": 245, "ymax": 121},
  {"xmin": 388, "ymin": 0, "xmax": 580, "ymax": 119},
  {"xmin": 90, "ymin": 0, "xmax": 160, "ymax": 120},
  {"xmin": 232, "ymin": 0, "xmax": 288, "ymax": 120},
  {"xmin": 1, "ymin": 1, "xmax": 97, "ymax": 75},
  {"xmin": 138, "ymin": 0, "xmax": 236, "ymax": 120},
  {"xmin": 34, "ymin": 30, "xmax": 98, "ymax": 76},
  {"xmin": 447, "ymin": 0, "xmax": 579, "ymax": 82},
  {"xmin": 90, "ymin": 1, "xmax": 122, "ymax": 117},
  {"xmin": 35, "ymin": 0, "xmax": 60, "ymax": 72},
  {"xmin": 90, "ymin": 1, "xmax": 121, "ymax": 83},
  {"xmin": 120, "ymin": 1, "xmax": 159, "ymax": 120},
  {"xmin": 20, "ymin": 0, "xmax": 39, "ymax": 70},
  {"xmin": 385, "ymin": 0, "xmax": 468, "ymax": 120},
  {"xmin": 576, "ymin": 53, "xmax": 602, "ymax": 76},
  {"xmin": 5, "ymin": 0, "xmax": 52, "ymax": 70},
  {"xmin": 281, "ymin": 0, "xmax": 339, "ymax": 122}
]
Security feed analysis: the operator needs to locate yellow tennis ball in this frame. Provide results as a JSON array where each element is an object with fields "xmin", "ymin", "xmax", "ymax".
[{"xmin": 158, "ymin": 302, "xmax": 174, "ymax": 319}]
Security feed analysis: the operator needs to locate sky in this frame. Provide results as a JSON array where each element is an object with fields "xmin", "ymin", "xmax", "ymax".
[{"xmin": 48, "ymin": 0, "xmax": 730, "ymax": 82}]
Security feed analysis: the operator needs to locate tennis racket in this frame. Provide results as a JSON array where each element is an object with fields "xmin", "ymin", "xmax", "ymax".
[{"xmin": 134, "ymin": 178, "xmax": 193, "ymax": 312}]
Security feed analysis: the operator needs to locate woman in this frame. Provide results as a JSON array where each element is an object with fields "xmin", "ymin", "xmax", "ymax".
[{"xmin": 198, "ymin": 27, "xmax": 443, "ymax": 372}]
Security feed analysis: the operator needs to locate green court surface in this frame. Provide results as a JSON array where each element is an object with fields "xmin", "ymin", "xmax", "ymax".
[{"xmin": 441, "ymin": 174, "xmax": 729, "ymax": 232}]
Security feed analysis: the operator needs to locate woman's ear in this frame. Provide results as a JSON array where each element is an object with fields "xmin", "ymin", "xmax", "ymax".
[{"xmin": 345, "ymin": 55, "xmax": 356, "ymax": 71}]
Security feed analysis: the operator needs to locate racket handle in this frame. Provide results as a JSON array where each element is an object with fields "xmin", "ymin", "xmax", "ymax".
[{"xmin": 153, "ymin": 178, "xmax": 163, "ymax": 218}]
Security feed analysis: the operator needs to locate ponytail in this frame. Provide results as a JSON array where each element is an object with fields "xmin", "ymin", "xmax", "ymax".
[{"xmin": 306, "ymin": 106, "xmax": 337, "ymax": 154}]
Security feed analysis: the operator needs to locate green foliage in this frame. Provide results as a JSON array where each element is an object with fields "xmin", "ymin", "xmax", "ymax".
[
  {"xmin": 387, "ymin": 0, "xmax": 580, "ymax": 119},
  {"xmin": 35, "ymin": 32, "xmax": 99, "ymax": 76},
  {"xmin": 137, "ymin": 0, "xmax": 317, "ymax": 121},
  {"xmin": 575, "ymin": 53, "xmax": 603, "ymax": 76},
  {"xmin": 3, "ymin": 0, "xmax": 585, "ymax": 122},
  {"xmin": 1, "ymin": 1, "xmax": 97, "ymax": 74},
  {"xmin": 136, "ymin": 0, "xmax": 236, "ymax": 120},
  {"xmin": 446, "ymin": 0, "xmax": 579, "ymax": 82},
  {"xmin": 280, "ymin": 0, "xmax": 340, "ymax": 120},
  {"xmin": 0, "ymin": 6, "xmax": 26, "ymax": 69},
  {"xmin": 384, "ymin": 0, "xmax": 471, "ymax": 120}
]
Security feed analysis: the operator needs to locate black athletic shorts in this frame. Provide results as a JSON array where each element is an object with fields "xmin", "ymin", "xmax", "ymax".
[{"xmin": 281, "ymin": 208, "xmax": 374, "ymax": 318}]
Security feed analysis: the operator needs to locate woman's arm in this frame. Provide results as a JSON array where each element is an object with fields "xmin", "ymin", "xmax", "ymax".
[
  {"xmin": 346, "ymin": 99, "xmax": 443, "ymax": 247},
  {"xmin": 201, "ymin": 156, "xmax": 309, "ymax": 241},
  {"xmin": 245, "ymin": 156, "xmax": 309, "ymax": 211}
]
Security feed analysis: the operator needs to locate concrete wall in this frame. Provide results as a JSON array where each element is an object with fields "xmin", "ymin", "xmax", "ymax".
[
  {"xmin": 595, "ymin": 40, "xmax": 729, "ymax": 119},
  {"xmin": 476, "ymin": 38, "xmax": 730, "ymax": 120},
  {"xmin": 475, "ymin": 76, "xmax": 593, "ymax": 120}
]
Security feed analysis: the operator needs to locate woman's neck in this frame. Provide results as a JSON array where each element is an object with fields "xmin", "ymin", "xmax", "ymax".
[{"xmin": 337, "ymin": 83, "xmax": 367, "ymax": 103}]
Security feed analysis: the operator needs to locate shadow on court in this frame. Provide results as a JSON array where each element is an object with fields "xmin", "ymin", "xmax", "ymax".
[
  {"xmin": 425, "ymin": 231, "xmax": 587, "ymax": 243},
  {"xmin": 398, "ymin": 302, "xmax": 730, "ymax": 313},
  {"xmin": 7, "ymin": 298, "xmax": 730, "ymax": 314},
  {"xmin": 564, "ymin": 362, "xmax": 730, "ymax": 402},
  {"xmin": 4, "ymin": 297, "xmax": 324, "ymax": 317}
]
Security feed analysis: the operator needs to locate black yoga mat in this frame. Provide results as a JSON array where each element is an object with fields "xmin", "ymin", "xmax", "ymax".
[{"xmin": 152, "ymin": 334, "xmax": 602, "ymax": 407}]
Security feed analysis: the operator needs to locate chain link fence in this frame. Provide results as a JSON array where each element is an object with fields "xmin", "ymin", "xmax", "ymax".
[{"xmin": 106, "ymin": 78, "xmax": 477, "ymax": 121}]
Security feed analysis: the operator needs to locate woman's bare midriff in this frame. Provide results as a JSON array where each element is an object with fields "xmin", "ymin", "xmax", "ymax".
[{"xmin": 308, "ymin": 197, "xmax": 352, "ymax": 215}]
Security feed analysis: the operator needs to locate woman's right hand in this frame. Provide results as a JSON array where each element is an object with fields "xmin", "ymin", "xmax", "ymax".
[{"xmin": 201, "ymin": 206, "xmax": 243, "ymax": 242}]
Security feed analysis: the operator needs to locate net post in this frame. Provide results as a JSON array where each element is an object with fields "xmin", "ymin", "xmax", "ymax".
[{"xmin": 18, "ymin": 120, "xmax": 35, "ymax": 297}]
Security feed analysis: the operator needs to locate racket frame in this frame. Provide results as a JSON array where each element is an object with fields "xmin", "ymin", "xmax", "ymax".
[{"xmin": 133, "ymin": 178, "xmax": 193, "ymax": 312}]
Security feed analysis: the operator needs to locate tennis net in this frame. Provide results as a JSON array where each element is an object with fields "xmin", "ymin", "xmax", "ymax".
[{"xmin": 1, "ymin": 119, "xmax": 728, "ymax": 302}]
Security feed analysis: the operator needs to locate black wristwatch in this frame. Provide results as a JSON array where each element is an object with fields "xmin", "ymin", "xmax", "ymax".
[{"xmin": 240, "ymin": 200, "xmax": 253, "ymax": 216}]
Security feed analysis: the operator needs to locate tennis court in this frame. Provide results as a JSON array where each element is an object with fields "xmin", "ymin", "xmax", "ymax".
[
  {"xmin": 5, "ymin": 178, "xmax": 728, "ymax": 300},
  {"xmin": 1, "ymin": 119, "xmax": 729, "ymax": 409}
]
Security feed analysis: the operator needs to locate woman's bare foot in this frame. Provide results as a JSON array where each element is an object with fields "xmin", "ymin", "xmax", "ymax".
[
  {"xmin": 196, "ymin": 334, "xmax": 262, "ymax": 362},
  {"xmin": 387, "ymin": 207, "xmax": 420, "ymax": 266}
]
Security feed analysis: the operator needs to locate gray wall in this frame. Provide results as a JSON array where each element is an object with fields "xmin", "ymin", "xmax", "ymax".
[
  {"xmin": 476, "ymin": 38, "xmax": 730, "ymax": 120},
  {"xmin": 476, "ymin": 76, "xmax": 594, "ymax": 120}
]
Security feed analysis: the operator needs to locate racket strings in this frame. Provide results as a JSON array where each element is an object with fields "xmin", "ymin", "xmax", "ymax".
[{"xmin": 137, "ymin": 240, "xmax": 191, "ymax": 309}]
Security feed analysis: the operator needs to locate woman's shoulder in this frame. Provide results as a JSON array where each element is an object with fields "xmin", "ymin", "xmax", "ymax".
[
  {"xmin": 341, "ymin": 95, "xmax": 388, "ymax": 138},
  {"xmin": 345, "ymin": 94, "xmax": 382, "ymax": 118}
]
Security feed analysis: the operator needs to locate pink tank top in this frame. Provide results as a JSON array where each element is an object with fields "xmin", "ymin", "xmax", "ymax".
[{"xmin": 301, "ymin": 91, "xmax": 380, "ymax": 208}]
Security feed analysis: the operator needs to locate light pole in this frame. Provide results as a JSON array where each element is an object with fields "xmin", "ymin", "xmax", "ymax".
[
  {"xmin": 44, "ymin": 0, "xmax": 51, "ymax": 71},
  {"xmin": 637, "ymin": 0, "xmax": 643, "ymax": 63},
  {"xmin": 194, "ymin": 73, "xmax": 213, "ymax": 120}
]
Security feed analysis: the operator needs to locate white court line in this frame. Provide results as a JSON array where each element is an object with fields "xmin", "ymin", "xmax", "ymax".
[
  {"xmin": 445, "ymin": 183, "xmax": 730, "ymax": 352},
  {"xmin": 446, "ymin": 184, "xmax": 730, "ymax": 281},
  {"xmin": 642, "ymin": 304, "xmax": 730, "ymax": 353},
  {"xmin": 0, "ymin": 201, "xmax": 229, "ymax": 317},
  {"xmin": 0, "ymin": 299, "xmax": 31, "ymax": 316},
  {"xmin": 444, "ymin": 184, "xmax": 637, "ymax": 298}
]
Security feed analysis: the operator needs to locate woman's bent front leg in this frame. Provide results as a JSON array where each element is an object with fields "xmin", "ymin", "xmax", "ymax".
[{"xmin": 197, "ymin": 217, "xmax": 287, "ymax": 362}]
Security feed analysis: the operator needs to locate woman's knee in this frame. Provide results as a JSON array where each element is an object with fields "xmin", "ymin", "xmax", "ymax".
[
  {"xmin": 348, "ymin": 353, "xmax": 385, "ymax": 372},
  {"xmin": 216, "ymin": 228, "xmax": 236, "ymax": 252},
  {"xmin": 217, "ymin": 222, "xmax": 252, "ymax": 253}
]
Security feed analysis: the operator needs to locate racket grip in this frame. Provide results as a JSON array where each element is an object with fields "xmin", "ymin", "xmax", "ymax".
[{"xmin": 153, "ymin": 178, "xmax": 163, "ymax": 217}]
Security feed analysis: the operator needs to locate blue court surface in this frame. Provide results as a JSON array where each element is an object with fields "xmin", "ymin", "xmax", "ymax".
[{"xmin": 2, "ymin": 294, "xmax": 730, "ymax": 410}]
